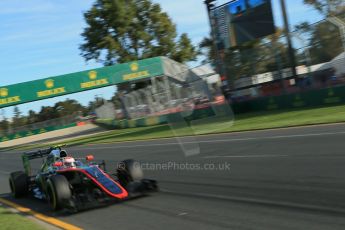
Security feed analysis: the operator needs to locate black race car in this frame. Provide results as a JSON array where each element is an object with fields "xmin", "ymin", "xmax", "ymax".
[{"xmin": 9, "ymin": 144, "xmax": 157, "ymax": 211}]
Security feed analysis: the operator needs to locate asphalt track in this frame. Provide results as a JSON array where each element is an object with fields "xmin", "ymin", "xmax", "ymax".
[{"xmin": 1, "ymin": 123, "xmax": 345, "ymax": 230}]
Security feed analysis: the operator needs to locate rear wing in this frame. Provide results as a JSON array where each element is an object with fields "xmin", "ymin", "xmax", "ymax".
[
  {"xmin": 22, "ymin": 148, "xmax": 51, "ymax": 176},
  {"xmin": 22, "ymin": 144, "xmax": 66, "ymax": 176},
  {"xmin": 23, "ymin": 148, "xmax": 51, "ymax": 160}
]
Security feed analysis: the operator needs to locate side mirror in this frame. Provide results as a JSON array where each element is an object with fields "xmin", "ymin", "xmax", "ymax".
[{"xmin": 86, "ymin": 155, "xmax": 94, "ymax": 161}]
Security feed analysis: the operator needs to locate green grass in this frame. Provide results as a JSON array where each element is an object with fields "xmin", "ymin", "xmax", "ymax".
[
  {"xmin": 3, "ymin": 104, "xmax": 345, "ymax": 151},
  {"xmin": 0, "ymin": 206, "xmax": 45, "ymax": 230}
]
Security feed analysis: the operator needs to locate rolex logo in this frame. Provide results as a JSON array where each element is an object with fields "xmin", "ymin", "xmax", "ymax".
[
  {"xmin": 130, "ymin": 62, "xmax": 139, "ymax": 72},
  {"xmin": 0, "ymin": 88, "xmax": 8, "ymax": 97},
  {"xmin": 89, "ymin": 71, "xmax": 97, "ymax": 80},
  {"xmin": 45, "ymin": 79, "xmax": 54, "ymax": 89}
]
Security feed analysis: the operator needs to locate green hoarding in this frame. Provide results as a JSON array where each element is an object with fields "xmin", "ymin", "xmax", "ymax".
[
  {"xmin": 3, "ymin": 85, "xmax": 345, "ymax": 143},
  {"xmin": 0, "ymin": 123, "xmax": 77, "ymax": 143},
  {"xmin": 0, "ymin": 57, "xmax": 164, "ymax": 109},
  {"xmin": 231, "ymin": 85, "xmax": 345, "ymax": 113}
]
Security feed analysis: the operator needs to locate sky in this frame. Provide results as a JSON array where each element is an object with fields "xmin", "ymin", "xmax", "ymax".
[{"xmin": 0, "ymin": 0, "xmax": 323, "ymax": 118}]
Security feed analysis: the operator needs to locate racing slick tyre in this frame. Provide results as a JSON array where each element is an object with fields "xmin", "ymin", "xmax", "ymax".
[
  {"xmin": 117, "ymin": 159, "xmax": 143, "ymax": 187},
  {"xmin": 9, "ymin": 171, "xmax": 28, "ymax": 198},
  {"xmin": 47, "ymin": 175, "xmax": 71, "ymax": 211}
]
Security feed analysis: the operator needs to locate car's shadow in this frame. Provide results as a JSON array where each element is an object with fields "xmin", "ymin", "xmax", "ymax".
[
  {"xmin": 1, "ymin": 192, "xmax": 149, "ymax": 217},
  {"xmin": 1, "ymin": 193, "xmax": 54, "ymax": 214}
]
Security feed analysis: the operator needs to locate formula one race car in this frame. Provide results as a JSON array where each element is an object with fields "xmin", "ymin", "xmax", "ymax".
[{"xmin": 9, "ymin": 144, "xmax": 157, "ymax": 212}]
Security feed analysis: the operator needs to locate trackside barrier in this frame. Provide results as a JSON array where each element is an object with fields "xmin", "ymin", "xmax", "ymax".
[
  {"xmin": 0, "ymin": 123, "xmax": 77, "ymax": 143},
  {"xmin": 96, "ymin": 85, "xmax": 345, "ymax": 129},
  {"xmin": 2, "ymin": 85, "xmax": 345, "ymax": 142},
  {"xmin": 96, "ymin": 106, "xmax": 218, "ymax": 129},
  {"xmin": 232, "ymin": 85, "xmax": 345, "ymax": 113}
]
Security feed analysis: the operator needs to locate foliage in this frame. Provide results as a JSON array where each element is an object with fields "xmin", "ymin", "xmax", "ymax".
[
  {"xmin": 80, "ymin": 0, "xmax": 197, "ymax": 65},
  {"xmin": 111, "ymin": 93, "xmax": 123, "ymax": 109},
  {"xmin": 199, "ymin": 0, "xmax": 344, "ymax": 83},
  {"xmin": 27, "ymin": 110, "xmax": 37, "ymax": 124},
  {"xmin": 308, "ymin": 21, "xmax": 343, "ymax": 63},
  {"xmin": 199, "ymin": 28, "xmax": 290, "ymax": 80},
  {"xmin": 301, "ymin": 0, "xmax": 344, "ymax": 64},
  {"xmin": 303, "ymin": 0, "xmax": 345, "ymax": 15},
  {"xmin": 294, "ymin": 19, "xmax": 343, "ymax": 65},
  {"xmin": 36, "ymin": 106, "xmax": 58, "ymax": 121},
  {"xmin": 0, "ymin": 118, "xmax": 10, "ymax": 134},
  {"xmin": 1, "ymin": 99, "xmax": 89, "ymax": 133},
  {"xmin": 54, "ymin": 99, "xmax": 86, "ymax": 117},
  {"xmin": 199, "ymin": 35, "xmax": 215, "ymax": 65},
  {"xmin": 299, "ymin": 0, "xmax": 345, "ymax": 64},
  {"xmin": 12, "ymin": 106, "xmax": 26, "ymax": 128}
]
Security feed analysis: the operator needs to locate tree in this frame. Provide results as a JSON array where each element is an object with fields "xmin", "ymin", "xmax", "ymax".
[
  {"xmin": 37, "ymin": 106, "xmax": 58, "ymax": 122},
  {"xmin": 27, "ymin": 110, "xmax": 38, "ymax": 124},
  {"xmin": 54, "ymin": 99, "xmax": 86, "ymax": 117},
  {"xmin": 111, "ymin": 93, "xmax": 122, "ymax": 109},
  {"xmin": 12, "ymin": 106, "xmax": 25, "ymax": 128},
  {"xmin": 309, "ymin": 22, "xmax": 343, "ymax": 63},
  {"xmin": 13, "ymin": 106, "xmax": 21, "ymax": 119},
  {"xmin": 303, "ymin": 0, "xmax": 344, "ymax": 16},
  {"xmin": 80, "ymin": 0, "xmax": 197, "ymax": 65},
  {"xmin": 294, "ymin": 20, "xmax": 343, "ymax": 64},
  {"xmin": 199, "ymin": 28, "xmax": 289, "ymax": 81},
  {"xmin": 87, "ymin": 97, "xmax": 106, "ymax": 113},
  {"xmin": 171, "ymin": 33, "xmax": 198, "ymax": 63},
  {"xmin": 199, "ymin": 35, "xmax": 216, "ymax": 65},
  {"xmin": 301, "ymin": 1, "xmax": 344, "ymax": 64},
  {"xmin": 0, "ymin": 117, "xmax": 10, "ymax": 135}
]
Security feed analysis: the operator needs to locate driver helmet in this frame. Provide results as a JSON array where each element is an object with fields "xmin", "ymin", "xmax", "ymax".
[
  {"xmin": 63, "ymin": 157, "xmax": 76, "ymax": 168},
  {"xmin": 50, "ymin": 149, "xmax": 60, "ymax": 158}
]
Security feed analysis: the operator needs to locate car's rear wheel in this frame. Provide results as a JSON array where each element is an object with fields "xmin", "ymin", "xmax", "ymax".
[
  {"xmin": 46, "ymin": 175, "xmax": 71, "ymax": 211},
  {"xmin": 9, "ymin": 171, "xmax": 28, "ymax": 198},
  {"xmin": 117, "ymin": 159, "xmax": 143, "ymax": 187}
]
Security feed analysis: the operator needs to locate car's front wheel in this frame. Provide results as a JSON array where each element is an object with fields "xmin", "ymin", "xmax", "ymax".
[{"xmin": 116, "ymin": 159, "xmax": 143, "ymax": 187}]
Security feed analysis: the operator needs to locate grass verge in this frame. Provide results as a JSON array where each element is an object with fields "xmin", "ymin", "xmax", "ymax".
[
  {"xmin": 0, "ymin": 206, "xmax": 45, "ymax": 230},
  {"xmin": 3, "ymin": 104, "xmax": 345, "ymax": 151}
]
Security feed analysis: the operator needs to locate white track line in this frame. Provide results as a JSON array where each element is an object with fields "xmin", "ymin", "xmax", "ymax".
[
  {"xmin": 202, "ymin": 154, "xmax": 289, "ymax": 159},
  {"xmin": 73, "ymin": 130, "xmax": 345, "ymax": 150},
  {"xmin": 160, "ymin": 188, "xmax": 345, "ymax": 214},
  {"xmin": 0, "ymin": 170, "xmax": 10, "ymax": 175}
]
